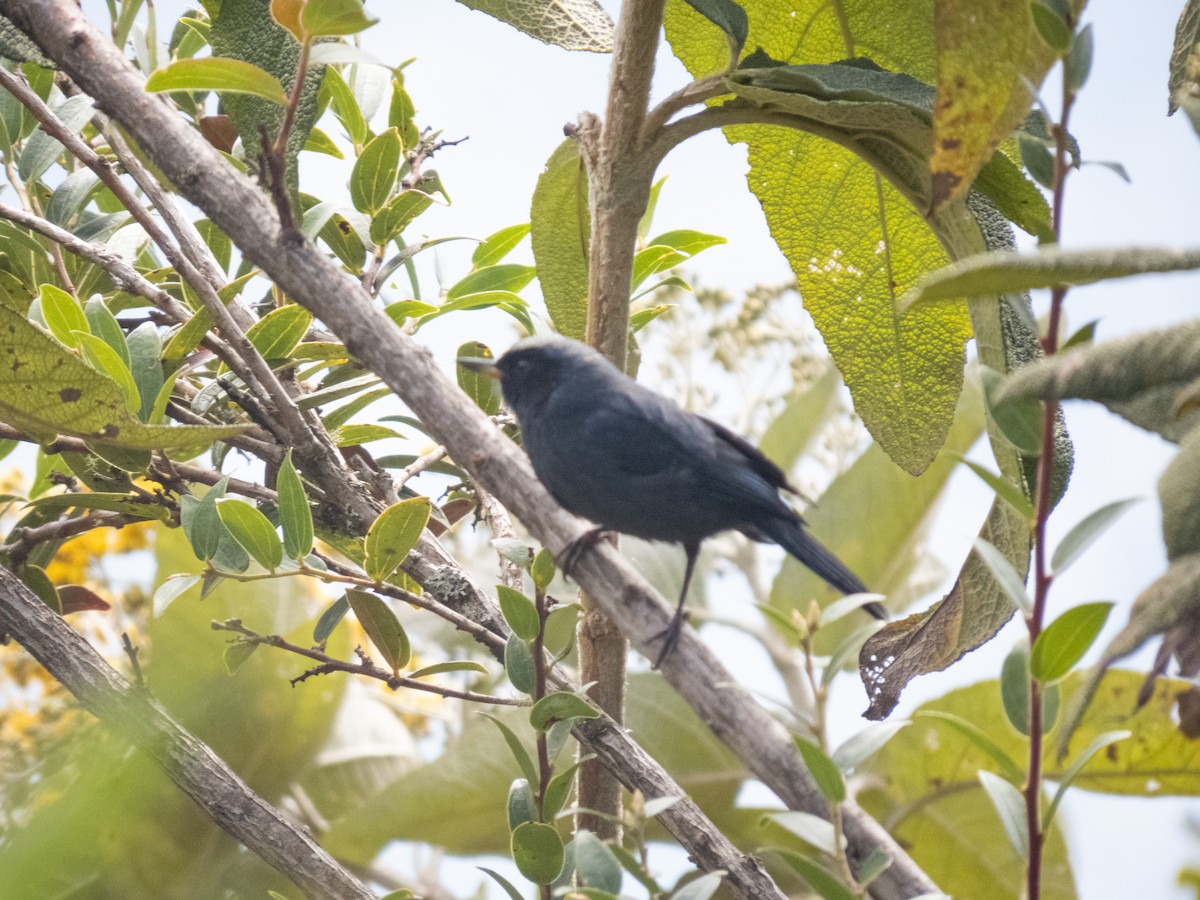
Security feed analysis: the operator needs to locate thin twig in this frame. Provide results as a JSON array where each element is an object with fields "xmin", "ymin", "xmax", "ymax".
[
  {"xmin": 121, "ymin": 632, "xmax": 144, "ymax": 687},
  {"xmin": 211, "ymin": 618, "xmax": 521, "ymax": 706}
]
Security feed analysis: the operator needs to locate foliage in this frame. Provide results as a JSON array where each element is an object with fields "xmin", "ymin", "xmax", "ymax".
[{"xmin": 0, "ymin": 0, "xmax": 1196, "ymax": 898}]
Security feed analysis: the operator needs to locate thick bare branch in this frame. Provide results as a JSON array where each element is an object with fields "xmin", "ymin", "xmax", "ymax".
[{"xmin": 0, "ymin": 567, "xmax": 374, "ymax": 900}]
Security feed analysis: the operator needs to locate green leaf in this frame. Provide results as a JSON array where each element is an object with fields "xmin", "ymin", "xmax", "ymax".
[
  {"xmin": 1030, "ymin": 602, "xmax": 1114, "ymax": 682},
  {"xmin": 1018, "ymin": 133, "xmax": 1056, "ymax": 189},
  {"xmin": 972, "ymin": 537, "xmax": 1032, "ymax": 615},
  {"xmin": 456, "ymin": 340, "xmax": 502, "ymax": 415},
  {"xmin": 1066, "ymin": 23, "xmax": 1094, "ymax": 91},
  {"xmin": 669, "ymin": 871, "xmax": 724, "ymax": 900},
  {"xmin": 453, "ymin": 0, "xmax": 613, "ymax": 51},
  {"xmin": 300, "ymin": 0, "xmax": 379, "ymax": 37},
  {"xmin": 322, "ymin": 65, "xmax": 367, "ymax": 145},
  {"xmin": 83, "ymin": 301, "xmax": 130, "ymax": 367},
  {"xmin": 125, "ymin": 323, "xmax": 164, "ymax": 421},
  {"xmin": 531, "ymin": 548, "xmax": 556, "ymax": 595},
  {"xmin": 346, "ymin": 588, "xmax": 410, "ymax": 672},
  {"xmin": 529, "ymin": 691, "xmax": 599, "ymax": 731},
  {"xmin": 497, "ymin": 585, "xmax": 540, "ymax": 642},
  {"xmin": 717, "ymin": 60, "xmax": 973, "ymax": 474},
  {"xmin": 904, "ymin": 245, "xmax": 1200, "ymax": 309},
  {"xmin": 648, "ymin": 228, "xmax": 727, "ymax": 257},
  {"xmin": 19, "ymin": 95, "xmax": 96, "ymax": 184},
  {"xmin": 950, "ymin": 453, "xmax": 1034, "ymax": 520},
  {"xmin": 364, "ymin": 497, "xmax": 431, "ymax": 581},
  {"xmin": 302, "ymin": 125, "xmax": 344, "ymax": 158},
  {"xmin": 26, "ymin": 490, "xmax": 172, "ymax": 524},
  {"xmin": 542, "ymin": 758, "xmax": 586, "ymax": 822},
  {"xmin": 313, "ymin": 594, "xmax": 350, "ymax": 644},
  {"xmin": 408, "ymin": 660, "xmax": 488, "ymax": 678},
  {"xmin": 504, "ymin": 633, "xmax": 536, "ymax": 694},
  {"xmin": 792, "ymin": 736, "xmax": 845, "ymax": 802},
  {"xmin": 773, "ymin": 850, "xmax": 856, "ymax": 900},
  {"xmin": 0, "ymin": 305, "xmax": 247, "ymax": 450},
  {"xmin": 980, "ymin": 365, "xmax": 1043, "ymax": 456},
  {"xmin": 574, "ymin": 830, "xmax": 622, "ymax": 894},
  {"xmin": 631, "ymin": 245, "xmax": 687, "ymax": 288},
  {"xmin": 478, "ymin": 868, "xmax": 525, "ymax": 900},
  {"xmin": 145, "ymin": 57, "xmax": 287, "ymax": 103},
  {"xmin": 1051, "ymin": 498, "xmax": 1140, "ymax": 575},
  {"xmin": 152, "ymin": 573, "xmax": 201, "ymax": 617},
  {"xmin": 1030, "ymin": 0, "xmax": 1072, "ymax": 51},
  {"xmin": 351, "ymin": 128, "xmax": 402, "ymax": 214},
  {"xmin": 473, "ymin": 223, "xmax": 530, "ymax": 268},
  {"xmin": 388, "ymin": 72, "xmax": 419, "ymax": 149},
  {"xmin": 332, "ymin": 423, "xmax": 403, "ymax": 446},
  {"xmin": 507, "ymin": 777, "xmax": 536, "ymax": 830},
  {"xmin": 447, "ymin": 263, "xmax": 535, "ymax": 300},
  {"xmin": 511, "ymin": 821, "xmax": 564, "ymax": 885},
  {"xmin": 76, "ymin": 332, "xmax": 140, "ymax": 414},
  {"xmin": 182, "ymin": 479, "xmax": 226, "ymax": 562},
  {"xmin": 978, "ymin": 770, "xmax": 1028, "ymax": 858},
  {"xmin": 480, "ymin": 712, "xmax": 538, "ymax": 788},
  {"xmin": 223, "ymin": 641, "xmax": 259, "ymax": 674},
  {"xmin": 530, "ymin": 138, "xmax": 589, "ymax": 340},
  {"xmin": 246, "ymin": 305, "xmax": 312, "ymax": 359},
  {"xmin": 680, "ymin": 0, "xmax": 747, "ymax": 57},
  {"xmin": 278, "ymin": 449, "xmax": 314, "ymax": 560},
  {"xmin": 217, "ymin": 498, "xmax": 284, "ymax": 570},
  {"xmin": 369, "ymin": 188, "xmax": 436, "ymax": 245},
  {"xmin": 628, "ymin": 303, "xmax": 674, "ymax": 332},
  {"xmin": 39, "ymin": 284, "xmax": 88, "ymax": 347},
  {"xmin": 830, "ymin": 721, "xmax": 908, "ymax": 771}
]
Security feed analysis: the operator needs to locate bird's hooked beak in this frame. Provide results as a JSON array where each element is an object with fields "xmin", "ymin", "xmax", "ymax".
[{"xmin": 457, "ymin": 356, "xmax": 502, "ymax": 379}]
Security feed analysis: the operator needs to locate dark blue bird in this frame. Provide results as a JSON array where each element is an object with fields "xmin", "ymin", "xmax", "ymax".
[{"xmin": 461, "ymin": 335, "xmax": 885, "ymax": 665}]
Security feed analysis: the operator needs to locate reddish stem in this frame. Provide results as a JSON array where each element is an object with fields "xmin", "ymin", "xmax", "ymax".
[{"xmin": 1024, "ymin": 61, "xmax": 1077, "ymax": 900}]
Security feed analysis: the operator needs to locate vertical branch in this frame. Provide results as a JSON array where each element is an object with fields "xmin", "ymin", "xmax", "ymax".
[
  {"xmin": 1023, "ymin": 60, "xmax": 1078, "ymax": 900},
  {"xmin": 573, "ymin": 0, "xmax": 666, "ymax": 842}
]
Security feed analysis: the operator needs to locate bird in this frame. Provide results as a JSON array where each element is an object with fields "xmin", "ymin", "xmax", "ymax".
[{"xmin": 459, "ymin": 335, "xmax": 886, "ymax": 666}]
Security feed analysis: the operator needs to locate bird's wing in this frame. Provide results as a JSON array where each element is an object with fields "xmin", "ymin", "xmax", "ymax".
[
  {"xmin": 574, "ymin": 394, "xmax": 704, "ymax": 477},
  {"xmin": 699, "ymin": 415, "xmax": 800, "ymax": 496}
]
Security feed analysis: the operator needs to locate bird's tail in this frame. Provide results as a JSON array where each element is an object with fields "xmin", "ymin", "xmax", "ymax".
[{"xmin": 759, "ymin": 516, "xmax": 888, "ymax": 621}]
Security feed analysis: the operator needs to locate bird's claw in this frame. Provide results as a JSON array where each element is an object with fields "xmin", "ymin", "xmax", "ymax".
[
  {"xmin": 651, "ymin": 609, "xmax": 689, "ymax": 669},
  {"xmin": 556, "ymin": 526, "xmax": 612, "ymax": 579}
]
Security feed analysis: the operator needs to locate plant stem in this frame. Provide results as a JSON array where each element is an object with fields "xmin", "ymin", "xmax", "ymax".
[
  {"xmin": 1024, "ymin": 59, "xmax": 1077, "ymax": 900},
  {"xmin": 533, "ymin": 583, "xmax": 553, "ymax": 900}
]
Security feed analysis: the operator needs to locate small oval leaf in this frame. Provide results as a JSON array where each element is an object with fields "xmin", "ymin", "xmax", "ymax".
[
  {"xmin": 364, "ymin": 496, "xmax": 430, "ymax": 581},
  {"xmin": 1030, "ymin": 601, "xmax": 1114, "ymax": 682},
  {"xmin": 346, "ymin": 588, "xmax": 410, "ymax": 672},
  {"xmin": 217, "ymin": 499, "xmax": 284, "ymax": 570}
]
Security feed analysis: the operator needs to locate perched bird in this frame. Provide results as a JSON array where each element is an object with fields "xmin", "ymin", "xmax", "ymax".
[{"xmin": 460, "ymin": 335, "xmax": 885, "ymax": 665}]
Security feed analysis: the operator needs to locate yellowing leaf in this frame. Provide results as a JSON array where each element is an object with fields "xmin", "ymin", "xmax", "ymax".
[{"xmin": 0, "ymin": 305, "xmax": 247, "ymax": 449}]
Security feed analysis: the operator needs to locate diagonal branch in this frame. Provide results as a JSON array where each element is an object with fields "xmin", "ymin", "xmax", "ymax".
[
  {"xmin": 0, "ymin": 566, "xmax": 375, "ymax": 900},
  {"xmin": 1, "ymin": 3, "xmax": 938, "ymax": 897}
]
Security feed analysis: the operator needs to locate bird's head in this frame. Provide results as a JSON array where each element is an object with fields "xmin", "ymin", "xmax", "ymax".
[{"xmin": 458, "ymin": 335, "xmax": 611, "ymax": 420}]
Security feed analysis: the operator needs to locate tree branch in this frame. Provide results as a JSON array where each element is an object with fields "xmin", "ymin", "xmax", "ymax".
[
  {"xmin": 0, "ymin": 566, "xmax": 374, "ymax": 900},
  {"xmin": 1, "ymin": 3, "xmax": 939, "ymax": 895}
]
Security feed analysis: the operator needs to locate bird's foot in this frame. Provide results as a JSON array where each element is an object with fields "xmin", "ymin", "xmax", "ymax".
[
  {"xmin": 556, "ymin": 526, "xmax": 612, "ymax": 579},
  {"xmin": 651, "ymin": 609, "xmax": 689, "ymax": 669}
]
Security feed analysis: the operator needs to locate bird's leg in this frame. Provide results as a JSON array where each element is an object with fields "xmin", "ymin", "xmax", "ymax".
[
  {"xmin": 556, "ymin": 525, "xmax": 613, "ymax": 579},
  {"xmin": 652, "ymin": 541, "xmax": 700, "ymax": 669}
]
